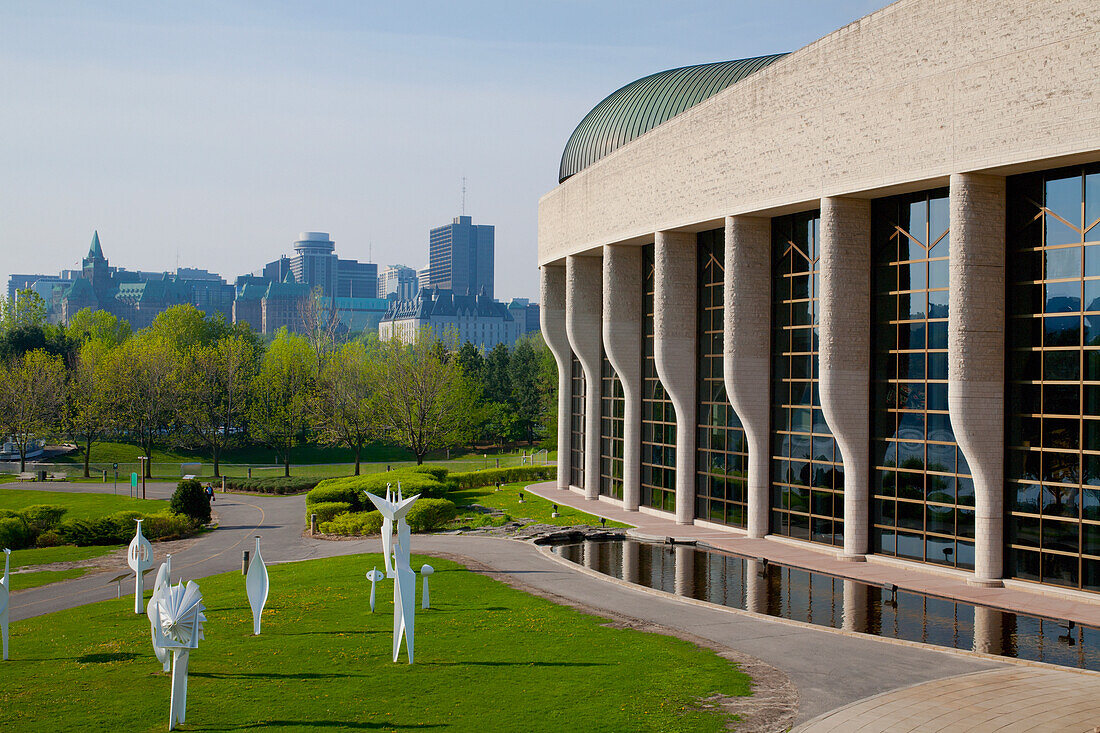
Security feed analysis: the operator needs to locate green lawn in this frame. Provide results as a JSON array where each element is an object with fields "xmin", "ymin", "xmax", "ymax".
[
  {"xmin": 10, "ymin": 544, "xmax": 121, "ymax": 569},
  {"xmin": 0, "ymin": 553, "xmax": 749, "ymax": 731},
  {"xmin": 9, "ymin": 567, "xmax": 91, "ymax": 591},
  {"xmin": 0, "ymin": 488, "xmax": 168, "ymax": 521},
  {"xmin": 449, "ymin": 481, "xmax": 632, "ymax": 529}
]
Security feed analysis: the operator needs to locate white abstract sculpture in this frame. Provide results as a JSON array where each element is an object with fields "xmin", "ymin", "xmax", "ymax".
[
  {"xmin": 148, "ymin": 554, "xmax": 173, "ymax": 672},
  {"xmin": 1, "ymin": 548, "xmax": 10, "ymax": 661},
  {"xmin": 151, "ymin": 580, "xmax": 206, "ymax": 731},
  {"xmin": 380, "ymin": 484, "xmax": 395, "ymax": 578},
  {"xmin": 365, "ymin": 489, "xmax": 420, "ymax": 664},
  {"xmin": 366, "ymin": 568, "xmax": 384, "ymax": 613},
  {"xmin": 128, "ymin": 519, "xmax": 154, "ymax": 614},
  {"xmin": 245, "ymin": 536, "xmax": 268, "ymax": 635},
  {"xmin": 420, "ymin": 564, "xmax": 434, "ymax": 610}
]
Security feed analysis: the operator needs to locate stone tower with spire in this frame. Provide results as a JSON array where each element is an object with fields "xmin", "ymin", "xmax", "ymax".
[{"xmin": 82, "ymin": 230, "xmax": 111, "ymax": 300}]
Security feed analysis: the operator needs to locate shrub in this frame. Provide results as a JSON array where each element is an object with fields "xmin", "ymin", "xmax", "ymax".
[
  {"xmin": 406, "ymin": 498, "xmax": 458, "ymax": 532},
  {"xmin": 308, "ymin": 501, "xmax": 353, "ymax": 525},
  {"xmin": 0, "ymin": 516, "xmax": 31, "ymax": 550},
  {"xmin": 58, "ymin": 511, "xmax": 198, "ymax": 546},
  {"xmin": 171, "ymin": 479, "xmax": 211, "ymax": 524},
  {"xmin": 221, "ymin": 476, "xmax": 319, "ymax": 495},
  {"xmin": 137, "ymin": 511, "xmax": 199, "ymax": 542},
  {"xmin": 447, "ymin": 466, "xmax": 555, "ymax": 491},
  {"xmin": 407, "ymin": 465, "xmax": 449, "ymax": 482},
  {"xmin": 320, "ymin": 510, "xmax": 384, "ymax": 536},
  {"xmin": 21, "ymin": 504, "xmax": 68, "ymax": 531},
  {"xmin": 308, "ymin": 468, "xmax": 449, "ymax": 508},
  {"xmin": 306, "ymin": 483, "xmax": 365, "ymax": 511},
  {"xmin": 35, "ymin": 530, "xmax": 62, "ymax": 548}
]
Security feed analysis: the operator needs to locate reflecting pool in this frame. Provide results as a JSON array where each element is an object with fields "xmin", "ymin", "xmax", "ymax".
[{"xmin": 551, "ymin": 538, "xmax": 1099, "ymax": 671}]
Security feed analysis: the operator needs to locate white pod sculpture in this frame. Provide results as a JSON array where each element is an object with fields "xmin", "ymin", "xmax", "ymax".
[
  {"xmin": 152, "ymin": 580, "xmax": 206, "ymax": 731},
  {"xmin": 420, "ymin": 564, "xmax": 434, "ymax": 610},
  {"xmin": 245, "ymin": 536, "xmax": 268, "ymax": 635},
  {"xmin": 365, "ymin": 490, "xmax": 419, "ymax": 663},
  {"xmin": 128, "ymin": 519, "xmax": 154, "ymax": 614},
  {"xmin": 148, "ymin": 554, "xmax": 172, "ymax": 671},
  {"xmin": 366, "ymin": 568, "xmax": 384, "ymax": 613},
  {"xmin": 0, "ymin": 548, "xmax": 10, "ymax": 660}
]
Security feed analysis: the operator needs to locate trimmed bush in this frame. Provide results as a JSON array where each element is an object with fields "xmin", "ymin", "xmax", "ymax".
[
  {"xmin": 135, "ymin": 511, "xmax": 199, "ymax": 542},
  {"xmin": 171, "ymin": 479, "xmax": 211, "ymax": 524},
  {"xmin": 305, "ymin": 483, "xmax": 365, "ymax": 511},
  {"xmin": 406, "ymin": 498, "xmax": 458, "ymax": 532},
  {"xmin": 320, "ymin": 510, "xmax": 384, "ymax": 536},
  {"xmin": 35, "ymin": 530, "xmax": 62, "ymax": 548},
  {"xmin": 407, "ymin": 465, "xmax": 449, "ymax": 482},
  {"xmin": 447, "ymin": 466, "xmax": 555, "ymax": 491},
  {"xmin": 21, "ymin": 504, "xmax": 68, "ymax": 532},
  {"xmin": 222, "ymin": 476, "xmax": 319, "ymax": 495},
  {"xmin": 58, "ymin": 511, "xmax": 198, "ymax": 546},
  {"xmin": 308, "ymin": 469, "xmax": 449, "ymax": 508},
  {"xmin": 0, "ymin": 516, "xmax": 31, "ymax": 550},
  {"xmin": 309, "ymin": 501, "xmax": 353, "ymax": 525}
]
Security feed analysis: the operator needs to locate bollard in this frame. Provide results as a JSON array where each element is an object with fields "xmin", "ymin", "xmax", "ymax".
[
  {"xmin": 221, "ymin": 476, "xmax": 226, "ymax": 492},
  {"xmin": 102, "ymin": 469, "xmax": 107, "ymax": 483},
  {"xmin": 242, "ymin": 550, "xmax": 249, "ymax": 575},
  {"xmin": 310, "ymin": 513, "xmax": 317, "ymax": 535},
  {"xmin": 248, "ymin": 467, "xmax": 252, "ymax": 479}
]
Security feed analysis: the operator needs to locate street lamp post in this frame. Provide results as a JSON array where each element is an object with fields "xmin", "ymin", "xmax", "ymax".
[{"xmin": 138, "ymin": 456, "xmax": 148, "ymax": 500}]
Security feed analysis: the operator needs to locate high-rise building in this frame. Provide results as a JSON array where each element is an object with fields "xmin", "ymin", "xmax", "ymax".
[
  {"xmin": 337, "ymin": 259, "xmax": 379, "ymax": 298},
  {"xmin": 428, "ymin": 215, "xmax": 494, "ymax": 298},
  {"xmin": 289, "ymin": 232, "xmax": 338, "ymax": 296},
  {"xmin": 417, "ymin": 265, "xmax": 431, "ymax": 291},
  {"xmin": 379, "ymin": 264, "xmax": 419, "ymax": 301}
]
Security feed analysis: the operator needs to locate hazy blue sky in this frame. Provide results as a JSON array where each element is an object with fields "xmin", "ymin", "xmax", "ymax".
[{"xmin": 0, "ymin": 1, "xmax": 880, "ymax": 301}]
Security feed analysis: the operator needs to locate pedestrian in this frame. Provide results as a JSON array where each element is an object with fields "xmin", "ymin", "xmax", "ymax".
[{"xmin": 205, "ymin": 484, "xmax": 215, "ymax": 503}]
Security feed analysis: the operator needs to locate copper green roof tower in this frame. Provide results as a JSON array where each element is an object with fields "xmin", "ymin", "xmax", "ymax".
[{"xmin": 82, "ymin": 229, "xmax": 111, "ymax": 298}]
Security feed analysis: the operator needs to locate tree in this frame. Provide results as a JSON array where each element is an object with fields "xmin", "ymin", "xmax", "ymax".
[
  {"xmin": 313, "ymin": 341, "xmax": 378, "ymax": 475},
  {"xmin": 0, "ymin": 350, "xmax": 67, "ymax": 471},
  {"xmin": 375, "ymin": 328, "xmax": 477, "ymax": 464},
  {"xmin": 105, "ymin": 337, "xmax": 178, "ymax": 477},
  {"xmin": 146, "ymin": 304, "xmax": 225, "ymax": 353},
  {"xmin": 177, "ymin": 334, "xmax": 259, "ymax": 476},
  {"xmin": 249, "ymin": 330, "xmax": 315, "ymax": 477},
  {"xmin": 456, "ymin": 341, "xmax": 484, "ymax": 385},
  {"xmin": 1, "ymin": 290, "xmax": 48, "ymax": 331},
  {"xmin": 509, "ymin": 338, "xmax": 542, "ymax": 444},
  {"xmin": 68, "ymin": 308, "xmax": 131, "ymax": 348},
  {"xmin": 298, "ymin": 288, "xmax": 342, "ymax": 370},
  {"xmin": 483, "ymin": 343, "xmax": 512, "ymax": 405},
  {"xmin": 64, "ymin": 340, "xmax": 115, "ymax": 477},
  {"xmin": 534, "ymin": 334, "xmax": 559, "ymax": 449}
]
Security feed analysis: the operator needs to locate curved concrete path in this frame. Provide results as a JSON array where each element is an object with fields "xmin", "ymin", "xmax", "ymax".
[{"xmin": 6, "ymin": 481, "xmax": 1097, "ymax": 730}]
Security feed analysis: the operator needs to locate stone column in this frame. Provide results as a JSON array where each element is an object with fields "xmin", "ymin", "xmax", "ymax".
[
  {"xmin": 674, "ymin": 545, "xmax": 695, "ymax": 597},
  {"xmin": 819, "ymin": 197, "xmax": 872, "ymax": 559},
  {"xmin": 566, "ymin": 254, "xmax": 603, "ymax": 500},
  {"xmin": 654, "ymin": 231, "xmax": 698, "ymax": 525},
  {"xmin": 949, "ymin": 173, "xmax": 1006, "ymax": 586},
  {"xmin": 745, "ymin": 561, "xmax": 767, "ymax": 615},
  {"xmin": 540, "ymin": 264, "xmax": 571, "ymax": 491},
  {"xmin": 724, "ymin": 216, "xmax": 772, "ymax": 538},
  {"xmin": 603, "ymin": 245, "xmax": 643, "ymax": 510},
  {"xmin": 842, "ymin": 579, "xmax": 869, "ymax": 633},
  {"xmin": 972, "ymin": 606, "xmax": 1005, "ymax": 655},
  {"xmin": 623, "ymin": 540, "xmax": 640, "ymax": 584}
]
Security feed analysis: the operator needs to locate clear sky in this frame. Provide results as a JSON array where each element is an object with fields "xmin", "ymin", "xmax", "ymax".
[{"xmin": 0, "ymin": 0, "xmax": 881, "ymax": 302}]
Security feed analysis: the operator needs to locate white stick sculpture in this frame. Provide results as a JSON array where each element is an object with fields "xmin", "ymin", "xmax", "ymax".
[
  {"xmin": 151, "ymin": 580, "xmax": 206, "ymax": 731},
  {"xmin": 380, "ymin": 484, "xmax": 395, "ymax": 578},
  {"xmin": 1, "ymin": 548, "xmax": 10, "ymax": 661},
  {"xmin": 366, "ymin": 568, "xmax": 384, "ymax": 613},
  {"xmin": 148, "ymin": 554, "xmax": 173, "ymax": 672},
  {"xmin": 246, "ymin": 536, "xmax": 269, "ymax": 635},
  {"xmin": 128, "ymin": 519, "xmax": 154, "ymax": 614},
  {"xmin": 365, "ymin": 488, "xmax": 419, "ymax": 664},
  {"xmin": 420, "ymin": 564, "xmax": 434, "ymax": 609}
]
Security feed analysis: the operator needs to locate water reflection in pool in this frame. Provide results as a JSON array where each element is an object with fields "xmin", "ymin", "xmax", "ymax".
[{"xmin": 552, "ymin": 538, "xmax": 1099, "ymax": 671}]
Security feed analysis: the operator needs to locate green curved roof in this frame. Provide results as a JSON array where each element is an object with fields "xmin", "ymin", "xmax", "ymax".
[{"xmin": 558, "ymin": 54, "xmax": 787, "ymax": 183}]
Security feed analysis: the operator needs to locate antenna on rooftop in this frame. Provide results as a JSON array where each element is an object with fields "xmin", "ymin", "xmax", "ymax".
[{"xmin": 462, "ymin": 177, "xmax": 467, "ymax": 215}]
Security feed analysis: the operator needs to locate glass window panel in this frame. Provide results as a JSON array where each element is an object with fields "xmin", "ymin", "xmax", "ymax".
[{"xmin": 1046, "ymin": 246, "xmax": 1083, "ymax": 280}]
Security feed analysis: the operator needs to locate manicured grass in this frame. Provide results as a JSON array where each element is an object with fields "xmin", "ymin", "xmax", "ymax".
[
  {"xmin": 450, "ymin": 481, "xmax": 632, "ymax": 529},
  {"xmin": 0, "ymin": 553, "xmax": 748, "ymax": 731},
  {"xmin": 10, "ymin": 544, "xmax": 120, "ymax": 569},
  {"xmin": 9, "ymin": 567, "xmax": 91, "ymax": 591},
  {"xmin": 0, "ymin": 489, "xmax": 168, "ymax": 521}
]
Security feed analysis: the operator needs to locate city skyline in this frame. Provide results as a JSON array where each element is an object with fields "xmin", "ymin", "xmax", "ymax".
[{"xmin": 0, "ymin": 1, "xmax": 880, "ymax": 303}]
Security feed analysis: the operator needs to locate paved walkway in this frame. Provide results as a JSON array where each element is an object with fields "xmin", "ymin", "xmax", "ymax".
[
  {"xmin": 526, "ymin": 482, "xmax": 1100, "ymax": 628},
  {"xmin": 794, "ymin": 667, "xmax": 1100, "ymax": 732}
]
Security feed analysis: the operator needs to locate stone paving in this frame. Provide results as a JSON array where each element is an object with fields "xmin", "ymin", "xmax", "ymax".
[
  {"xmin": 525, "ymin": 482, "xmax": 1100, "ymax": 628},
  {"xmin": 793, "ymin": 667, "xmax": 1100, "ymax": 733}
]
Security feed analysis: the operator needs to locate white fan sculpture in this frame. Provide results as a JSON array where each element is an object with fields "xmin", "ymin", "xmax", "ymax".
[
  {"xmin": 151, "ymin": 579, "xmax": 206, "ymax": 731},
  {"xmin": 148, "ymin": 554, "xmax": 172, "ymax": 672},
  {"xmin": 128, "ymin": 519, "xmax": 155, "ymax": 614},
  {"xmin": 365, "ymin": 485, "xmax": 420, "ymax": 664},
  {"xmin": 245, "ymin": 536, "xmax": 268, "ymax": 635},
  {"xmin": 1, "ymin": 547, "xmax": 10, "ymax": 660}
]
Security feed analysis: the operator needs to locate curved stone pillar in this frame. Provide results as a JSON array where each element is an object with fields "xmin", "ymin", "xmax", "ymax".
[
  {"xmin": 603, "ymin": 245, "xmax": 643, "ymax": 510},
  {"xmin": 819, "ymin": 197, "xmax": 872, "ymax": 559},
  {"xmin": 654, "ymin": 231, "xmax": 698, "ymax": 525},
  {"xmin": 948, "ymin": 173, "xmax": 1006, "ymax": 585},
  {"xmin": 566, "ymin": 254, "xmax": 603, "ymax": 500},
  {"xmin": 540, "ymin": 264, "xmax": 571, "ymax": 490},
  {"xmin": 724, "ymin": 216, "xmax": 772, "ymax": 538}
]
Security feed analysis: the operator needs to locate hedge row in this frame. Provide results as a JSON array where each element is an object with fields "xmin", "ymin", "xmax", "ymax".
[
  {"xmin": 318, "ymin": 498, "xmax": 457, "ymax": 536},
  {"xmin": 221, "ymin": 476, "xmax": 320, "ymax": 495},
  {"xmin": 447, "ymin": 466, "xmax": 555, "ymax": 491},
  {"xmin": 0, "ymin": 505, "xmax": 200, "ymax": 550},
  {"xmin": 306, "ymin": 469, "xmax": 448, "ymax": 511}
]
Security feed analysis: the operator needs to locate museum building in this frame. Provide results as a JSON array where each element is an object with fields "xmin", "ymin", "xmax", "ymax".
[{"xmin": 538, "ymin": 0, "xmax": 1100, "ymax": 593}]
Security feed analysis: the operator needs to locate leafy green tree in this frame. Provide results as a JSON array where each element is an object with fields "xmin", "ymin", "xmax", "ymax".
[
  {"xmin": 171, "ymin": 479, "xmax": 211, "ymax": 523},
  {"xmin": 145, "ymin": 304, "xmax": 227, "ymax": 353},
  {"xmin": 508, "ymin": 338, "xmax": 542, "ymax": 444},
  {"xmin": 1, "ymin": 290, "xmax": 48, "ymax": 330},
  {"xmin": 104, "ymin": 337, "xmax": 179, "ymax": 477},
  {"xmin": 0, "ymin": 349, "xmax": 68, "ymax": 471},
  {"xmin": 177, "ymin": 334, "xmax": 260, "ymax": 476},
  {"xmin": 376, "ymin": 328, "xmax": 477, "ymax": 464},
  {"xmin": 249, "ymin": 330, "xmax": 315, "ymax": 477},
  {"xmin": 313, "ymin": 341, "xmax": 378, "ymax": 475},
  {"xmin": 456, "ymin": 341, "xmax": 484, "ymax": 384},
  {"xmin": 534, "ymin": 334, "xmax": 559, "ymax": 449},
  {"xmin": 483, "ymin": 343, "xmax": 511, "ymax": 404},
  {"xmin": 64, "ymin": 340, "xmax": 115, "ymax": 477},
  {"xmin": 67, "ymin": 308, "xmax": 131, "ymax": 348}
]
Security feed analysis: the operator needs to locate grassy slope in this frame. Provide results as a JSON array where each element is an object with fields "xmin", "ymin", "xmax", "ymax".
[
  {"xmin": 0, "ymin": 553, "xmax": 748, "ymax": 732},
  {"xmin": 449, "ymin": 481, "xmax": 632, "ymax": 529},
  {"xmin": 0, "ymin": 489, "xmax": 169, "ymax": 521},
  {"xmin": 10, "ymin": 545, "xmax": 120, "ymax": 569},
  {"xmin": 9, "ymin": 567, "xmax": 91, "ymax": 591}
]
